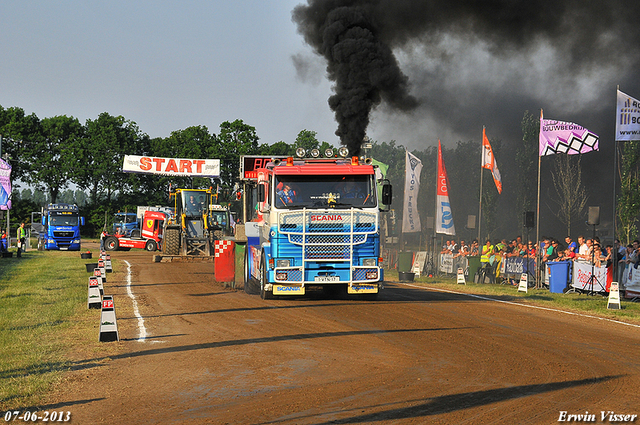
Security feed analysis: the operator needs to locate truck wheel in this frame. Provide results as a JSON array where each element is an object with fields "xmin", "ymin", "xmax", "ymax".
[
  {"xmin": 164, "ymin": 228, "xmax": 180, "ymax": 255},
  {"xmin": 145, "ymin": 239, "xmax": 157, "ymax": 252},
  {"xmin": 104, "ymin": 237, "xmax": 119, "ymax": 251},
  {"xmin": 259, "ymin": 252, "xmax": 273, "ymax": 300},
  {"xmin": 244, "ymin": 247, "xmax": 259, "ymax": 295}
]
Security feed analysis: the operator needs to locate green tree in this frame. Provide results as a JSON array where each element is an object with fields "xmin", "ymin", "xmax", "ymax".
[
  {"xmin": 548, "ymin": 154, "xmax": 588, "ymax": 237},
  {"xmin": 212, "ymin": 120, "xmax": 260, "ymax": 195},
  {"xmin": 75, "ymin": 189, "xmax": 88, "ymax": 206},
  {"xmin": 260, "ymin": 141, "xmax": 292, "ymax": 156},
  {"xmin": 21, "ymin": 115, "xmax": 83, "ymax": 203},
  {"xmin": 151, "ymin": 126, "xmax": 215, "ymax": 190},
  {"xmin": 516, "ymin": 111, "xmax": 539, "ymax": 228},
  {"xmin": 292, "ymin": 129, "xmax": 319, "ymax": 153},
  {"xmin": 0, "ymin": 105, "xmax": 40, "ymax": 182},
  {"xmin": 617, "ymin": 141, "xmax": 640, "ymax": 244},
  {"xmin": 73, "ymin": 113, "xmax": 146, "ymax": 204}
]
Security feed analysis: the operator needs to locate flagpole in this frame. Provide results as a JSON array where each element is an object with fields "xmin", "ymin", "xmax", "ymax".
[
  {"xmin": 435, "ymin": 144, "xmax": 439, "ymax": 253},
  {"xmin": 612, "ymin": 86, "xmax": 619, "ymax": 280},
  {"xmin": 400, "ymin": 150, "xmax": 406, "ymax": 252},
  {"xmin": 478, "ymin": 127, "xmax": 484, "ymax": 243},
  {"xmin": 536, "ymin": 109, "xmax": 543, "ymax": 288}
]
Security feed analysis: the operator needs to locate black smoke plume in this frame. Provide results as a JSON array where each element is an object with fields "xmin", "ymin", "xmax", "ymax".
[
  {"xmin": 293, "ymin": 2, "xmax": 418, "ymax": 156},
  {"xmin": 293, "ymin": 0, "xmax": 640, "ymax": 155}
]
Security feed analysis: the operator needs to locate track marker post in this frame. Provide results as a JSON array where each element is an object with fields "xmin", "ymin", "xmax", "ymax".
[
  {"xmin": 518, "ymin": 273, "xmax": 528, "ymax": 293},
  {"xmin": 457, "ymin": 267, "xmax": 465, "ymax": 284},
  {"xmin": 99, "ymin": 295, "xmax": 119, "ymax": 342},
  {"xmin": 608, "ymin": 282, "xmax": 621, "ymax": 310},
  {"xmin": 87, "ymin": 277, "xmax": 102, "ymax": 309},
  {"xmin": 98, "ymin": 260, "xmax": 106, "ymax": 282},
  {"xmin": 93, "ymin": 268, "xmax": 103, "ymax": 293}
]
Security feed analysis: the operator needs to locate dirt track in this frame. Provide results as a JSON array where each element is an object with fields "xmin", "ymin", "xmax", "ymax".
[{"xmin": 48, "ymin": 245, "xmax": 640, "ymax": 424}]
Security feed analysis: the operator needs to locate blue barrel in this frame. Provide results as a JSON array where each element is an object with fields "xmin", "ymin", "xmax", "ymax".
[{"xmin": 548, "ymin": 261, "xmax": 571, "ymax": 293}]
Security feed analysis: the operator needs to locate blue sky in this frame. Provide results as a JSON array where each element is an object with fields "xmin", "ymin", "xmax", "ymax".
[
  {"xmin": 1, "ymin": 1, "xmax": 339, "ymax": 146},
  {"xmin": 2, "ymin": 1, "xmax": 638, "ymax": 153}
]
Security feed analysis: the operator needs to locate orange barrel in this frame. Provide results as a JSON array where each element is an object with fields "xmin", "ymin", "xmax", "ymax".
[{"xmin": 214, "ymin": 240, "xmax": 235, "ymax": 283}]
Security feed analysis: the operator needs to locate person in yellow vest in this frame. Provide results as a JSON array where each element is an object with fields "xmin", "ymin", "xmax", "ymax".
[
  {"xmin": 17, "ymin": 222, "xmax": 27, "ymax": 255},
  {"xmin": 478, "ymin": 239, "xmax": 494, "ymax": 283},
  {"xmin": 480, "ymin": 239, "xmax": 493, "ymax": 265}
]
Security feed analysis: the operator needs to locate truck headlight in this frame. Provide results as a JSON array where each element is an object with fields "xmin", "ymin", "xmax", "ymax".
[
  {"xmin": 362, "ymin": 258, "xmax": 376, "ymax": 266},
  {"xmin": 276, "ymin": 259, "xmax": 291, "ymax": 268}
]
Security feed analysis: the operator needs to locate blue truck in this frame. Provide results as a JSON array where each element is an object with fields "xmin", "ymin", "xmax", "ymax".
[
  {"xmin": 112, "ymin": 207, "xmax": 174, "ymax": 238},
  {"xmin": 112, "ymin": 211, "xmax": 139, "ymax": 237},
  {"xmin": 242, "ymin": 150, "xmax": 392, "ymax": 300},
  {"xmin": 41, "ymin": 203, "xmax": 85, "ymax": 250}
]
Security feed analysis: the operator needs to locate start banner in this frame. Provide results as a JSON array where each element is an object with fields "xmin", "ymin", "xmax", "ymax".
[{"xmin": 122, "ymin": 155, "xmax": 220, "ymax": 177}]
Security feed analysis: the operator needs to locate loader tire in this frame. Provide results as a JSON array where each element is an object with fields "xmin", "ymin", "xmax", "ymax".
[{"xmin": 164, "ymin": 228, "xmax": 180, "ymax": 255}]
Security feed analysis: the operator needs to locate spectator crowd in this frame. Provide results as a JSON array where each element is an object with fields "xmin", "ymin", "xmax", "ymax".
[{"xmin": 440, "ymin": 235, "xmax": 640, "ymax": 284}]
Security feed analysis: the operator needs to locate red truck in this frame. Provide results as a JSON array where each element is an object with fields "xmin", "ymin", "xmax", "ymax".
[{"xmin": 103, "ymin": 210, "xmax": 167, "ymax": 252}]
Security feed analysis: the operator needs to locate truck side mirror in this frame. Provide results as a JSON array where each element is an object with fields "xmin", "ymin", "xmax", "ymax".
[
  {"xmin": 258, "ymin": 185, "xmax": 266, "ymax": 203},
  {"xmin": 42, "ymin": 216, "xmax": 46, "ymax": 226},
  {"xmin": 381, "ymin": 181, "xmax": 392, "ymax": 206},
  {"xmin": 80, "ymin": 217, "xmax": 85, "ymax": 226}
]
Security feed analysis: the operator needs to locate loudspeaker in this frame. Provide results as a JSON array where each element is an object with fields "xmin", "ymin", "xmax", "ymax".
[
  {"xmin": 426, "ymin": 217, "xmax": 434, "ymax": 229},
  {"xmin": 467, "ymin": 215, "xmax": 476, "ymax": 229},
  {"xmin": 524, "ymin": 211, "xmax": 535, "ymax": 228},
  {"xmin": 588, "ymin": 206, "xmax": 600, "ymax": 226}
]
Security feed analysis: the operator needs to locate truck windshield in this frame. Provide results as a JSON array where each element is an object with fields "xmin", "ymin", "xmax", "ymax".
[
  {"xmin": 274, "ymin": 175, "xmax": 377, "ymax": 208},
  {"xmin": 50, "ymin": 215, "xmax": 79, "ymax": 226},
  {"xmin": 114, "ymin": 213, "xmax": 137, "ymax": 223},
  {"xmin": 210, "ymin": 211, "xmax": 228, "ymax": 226},
  {"xmin": 182, "ymin": 190, "xmax": 208, "ymax": 217}
]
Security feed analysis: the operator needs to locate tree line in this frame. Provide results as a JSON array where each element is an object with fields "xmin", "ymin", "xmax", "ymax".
[{"xmin": 2, "ymin": 104, "xmax": 639, "ymax": 243}]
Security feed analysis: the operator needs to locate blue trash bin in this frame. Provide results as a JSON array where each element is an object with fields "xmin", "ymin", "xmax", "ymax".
[{"xmin": 548, "ymin": 261, "xmax": 571, "ymax": 293}]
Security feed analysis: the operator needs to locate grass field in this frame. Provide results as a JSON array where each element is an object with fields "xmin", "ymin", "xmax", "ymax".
[
  {"xmin": 0, "ymin": 246, "xmax": 119, "ymax": 410},
  {"xmin": 1, "ymin": 246, "xmax": 639, "ymax": 410}
]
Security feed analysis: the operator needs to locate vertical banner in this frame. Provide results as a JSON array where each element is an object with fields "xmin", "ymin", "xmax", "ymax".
[
  {"xmin": 0, "ymin": 159, "xmax": 11, "ymax": 210},
  {"xmin": 616, "ymin": 89, "xmax": 640, "ymax": 141},
  {"xmin": 436, "ymin": 140, "xmax": 455, "ymax": 235},
  {"xmin": 402, "ymin": 150, "xmax": 422, "ymax": 233},
  {"xmin": 481, "ymin": 128, "xmax": 502, "ymax": 194}
]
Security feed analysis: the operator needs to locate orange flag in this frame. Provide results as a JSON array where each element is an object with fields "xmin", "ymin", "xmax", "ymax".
[{"xmin": 481, "ymin": 128, "xmax": 502, "ymax": 194}]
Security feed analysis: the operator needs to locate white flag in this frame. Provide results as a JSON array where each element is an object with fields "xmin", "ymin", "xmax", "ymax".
[
  {"xmin": 402, "ymin": 150, "xmax": 422, "ymax": 233},
  {"xmin": 616, "ymin": 89, "xmax": 640, "ymax": 141}
]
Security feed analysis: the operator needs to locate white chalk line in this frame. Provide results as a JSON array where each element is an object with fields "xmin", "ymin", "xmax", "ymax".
[
  {"xmin": 397, "ymin": 282, "xmax": 640, "ymax": 329},
  {"xmin": 124, "ymin": 260, "xmax": 148, "ymax": 342}
]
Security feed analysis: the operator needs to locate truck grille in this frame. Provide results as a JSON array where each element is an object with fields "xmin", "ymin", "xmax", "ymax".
[
  {"xmin": 279, "ymin": 210, "xmax": 377, "ymax": 261},
  {"xmin": 53, "ymin": 231, "xmax": 74, "ymax": 238},
  {"xmin": 305, "ymin": 245, "xmax": 350, "ymax": 259}
]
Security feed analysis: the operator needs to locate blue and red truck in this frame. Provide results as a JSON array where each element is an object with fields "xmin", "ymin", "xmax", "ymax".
[{"xmin": 242, "ymin": 149, "xmax": 392, "ymax": 299}]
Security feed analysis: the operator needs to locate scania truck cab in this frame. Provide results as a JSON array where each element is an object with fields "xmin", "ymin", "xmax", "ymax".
[{"xmin": 243, "ymin": 149, "xmax": 391, "ymax": 300}]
